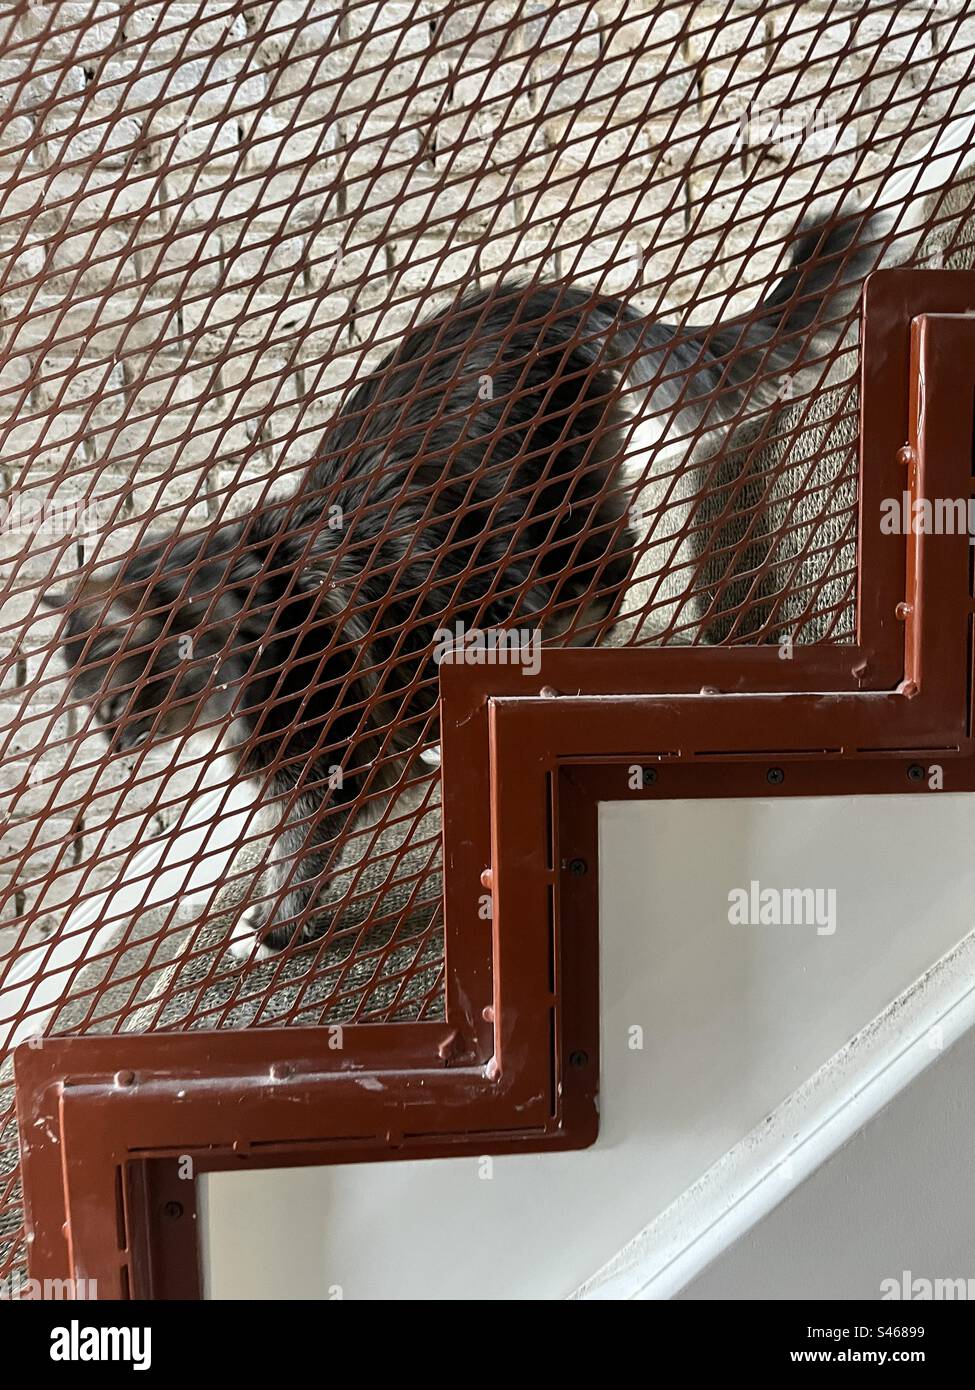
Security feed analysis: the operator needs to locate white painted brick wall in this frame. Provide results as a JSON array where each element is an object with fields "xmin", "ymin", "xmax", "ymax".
[{"xmin": 0, "ymin": 0, "xmax": 971, "ymax": 946}]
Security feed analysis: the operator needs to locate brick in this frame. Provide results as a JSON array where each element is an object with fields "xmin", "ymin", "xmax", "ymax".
[
  {"xmin": 48, "ymin": 166, "xmax": 162, "ymax": 223},
  {"xmin": 119, "ymin": 3, "xmax": 244, "ymax": 51},
  {"xmin": 0, "ymin": 114, "xmax": 36, "ymax": 168},
  {"xmin": 0, "ymin": 590, "xmax": 62, "ymax": 660},
  {"xmin": 41, "ymin": 97, "xmax": 144, "ymax": 171},
  {"xmin": 0, "ymin": 815, "xmax": 77, "ymax": 906},
  {"xmin": 33, "ymin": 354, "xmax": 127, "ymax": 418},
  {"xmin": 47, "ymin": 224, "xmax": 143, "ymax": 300},
  {"xmin": 252, "ymin": 0, "xmax": 341, "ymax": 61},
  {"xmin": 142, "ymin": 225, "xmax": 226, "ymax": 299},
  {"xmin": 598, "ymin": 2, "xmax": 691, "ymax": 61},
  {"xmin": 19, "ymin": 3, "xmax": 121, "ymax": 55},
  {"xmin": 240, "ymin": 99, "xmax": 340, "ymax": 172},
  {"xmin": 3, "ymin": 295, "xmax": 179, "ymax": 363}
]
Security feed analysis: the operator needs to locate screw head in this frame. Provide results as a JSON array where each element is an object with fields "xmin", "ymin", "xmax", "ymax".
[
  {"xmin": 567, "ymin": 857, "xmax": 588, "ymax": 876},
  {"xmin": 162, "ymin": 1200, "xmax": 184, "ymax": 1220},
  {"xmin": 642, "ymin": 766, "xmax": 658, "ymax": 785},
  {"xmin": 569, "ymin": 1050, "xmax": 589, "ymax": 1068},
  {"xmin": 767, "ymin": 767, "xmax": 785, "ymax": 786},
  {"xmin": 907, "ymin": 763, "xmax": 925, "ymax": 783}
]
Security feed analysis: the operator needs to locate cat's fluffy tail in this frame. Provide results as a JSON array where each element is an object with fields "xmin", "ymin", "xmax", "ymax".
[
  {"xmin": 727, "ymin": 103, "xmax": 975, "ymax": 391},
  {"xmin": 604, "ymin": 104, "xmax": 975, "ymax": 448}
]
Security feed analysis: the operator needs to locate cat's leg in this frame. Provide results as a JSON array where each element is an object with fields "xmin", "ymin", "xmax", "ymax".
[
  {"xmin": 228, "ymin": 815, "xmax": 328, "ymax": 957},
  {"xmin": 228, "ymin": 898, "xmax": 277, "ymax": 960},
  {"xmin": 227, "ymin": 788, "xmax": 358, "ymax": 957}
]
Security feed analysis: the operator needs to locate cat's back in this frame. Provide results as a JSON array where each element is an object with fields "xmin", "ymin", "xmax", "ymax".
[{"xmin": 306, "ymin": 279, "xmax": 613, "ymax": 499}]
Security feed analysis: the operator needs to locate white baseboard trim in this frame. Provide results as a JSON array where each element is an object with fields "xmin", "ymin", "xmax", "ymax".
[{"xmin": 571, "ymin": 924, "xmax": 975, "ymax": 1301}]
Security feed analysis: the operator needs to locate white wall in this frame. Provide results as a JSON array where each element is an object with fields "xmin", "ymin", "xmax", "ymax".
[
  {"xmin": 200, "ymin": 794, "xmax": 975, "ymax": 1300},
  {"xmin": 680, "ymin": 1024, "xmax": 975, "ymax": 1301}
]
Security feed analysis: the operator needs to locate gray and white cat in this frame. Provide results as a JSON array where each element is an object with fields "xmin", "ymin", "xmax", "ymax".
[{"xmin": 44, "ymin": 97, "xmax": 975, "ymax": 960}]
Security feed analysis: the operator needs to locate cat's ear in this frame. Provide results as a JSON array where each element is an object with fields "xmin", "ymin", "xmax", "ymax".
[
  {"xmin": 39, "ymin": 590, "xmax": 70, "ymax": 610},
  {"xmin": 66, "ymin": 574, "xmax": 135, "ymax": 628}
]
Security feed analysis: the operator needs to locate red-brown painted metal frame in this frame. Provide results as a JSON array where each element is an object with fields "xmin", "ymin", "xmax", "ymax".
[
  {"xmin": 15, "ymin": 898, "xmax": 599, "ymax": 1298},
  {"xmin": 13, "ymin": 269, "xmax": 975, "ymax": 1299}
]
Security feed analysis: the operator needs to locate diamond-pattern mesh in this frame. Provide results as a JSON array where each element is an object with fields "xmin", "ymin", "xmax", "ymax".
[{"xmin": 2, "ymin": 0, "xmax": 975, "ymax": 1282}]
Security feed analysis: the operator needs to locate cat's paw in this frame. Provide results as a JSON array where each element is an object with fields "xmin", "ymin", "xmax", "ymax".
[{"xmin": 226, "ymin": 906, "xmax": 276, "ymax": 961}]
